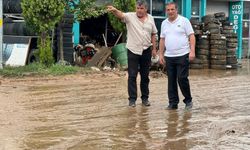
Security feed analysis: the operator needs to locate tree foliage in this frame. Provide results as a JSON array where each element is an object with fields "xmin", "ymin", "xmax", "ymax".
[
  {"xmin": 21, "ymin": 0, "xmax": 64, "ymax": 34},
  {"xmin": 21, "ymin": 0, "xmax": 65, "ymax": 66},
  {"xmin": 108, "ymin": 0, "xmax": 136, "ymax": 33},
  {"xmin": 66, "ymin": 0, "xmax": 107, "ymax": 21}
]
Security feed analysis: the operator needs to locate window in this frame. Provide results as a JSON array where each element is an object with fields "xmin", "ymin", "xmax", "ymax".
[
  {"xmin": 192, "ymin": 0, "xmax": 200, "ymax": 19},
  {"xmin": 243, "ymin": 2, "xmax": 250, "ymax": 58},
  {"xmin": 173, "ymin": 0, "xmax": 182, "ymax": 14},
  {"xmin": 152, "ymin": 0, "xmax": 165, "ymax": 17}
]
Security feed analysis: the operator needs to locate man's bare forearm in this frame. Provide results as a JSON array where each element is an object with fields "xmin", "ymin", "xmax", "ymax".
[{"xmin": 106, "ymin": 6, "xmax": 124, "ymax": 20}]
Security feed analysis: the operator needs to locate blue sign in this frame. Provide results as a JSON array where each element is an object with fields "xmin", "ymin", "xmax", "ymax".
[{"xmin": 229, "ymin": 1, "xmax": 243, "ymax": 59}]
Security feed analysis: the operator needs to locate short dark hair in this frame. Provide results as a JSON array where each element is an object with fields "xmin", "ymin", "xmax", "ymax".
[
  {"xmin": 166, "ymin": 2, "xmax": 178, "ymax": 10},
  {"xmin": 136, "ymin": 0, "xmax": 148, "ymax": 9}
]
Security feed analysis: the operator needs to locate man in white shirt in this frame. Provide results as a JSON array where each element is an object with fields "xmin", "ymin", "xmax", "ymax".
[
  {"xmin": 107, "ymin": 0, "xmax": 158, "ymax": 107},
  {"xmin": 159, "ymin": 2, "xmax": 195, "ymax": 110}
]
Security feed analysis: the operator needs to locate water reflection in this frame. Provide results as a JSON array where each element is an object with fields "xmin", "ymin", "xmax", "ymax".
[
  {"xmin": 119, "ymin": 107, "xmax": 151, "ymax": 150},
  {"xmin": 163, "ymin": 111, "xmax": 192, "ymax": 150}
]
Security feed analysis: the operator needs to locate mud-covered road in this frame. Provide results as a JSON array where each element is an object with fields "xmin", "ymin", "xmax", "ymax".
[{"xmin": 0, "ymin": 61, "xmax": 250, "ymax": 150}]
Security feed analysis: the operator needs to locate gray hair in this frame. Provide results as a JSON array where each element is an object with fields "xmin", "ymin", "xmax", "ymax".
[
  {"xmin": 166, "ymin": 2, "xmax": 178, "ymax": 10},
  {"xmin": 136, "ymin": 0, "xmax": 148, "ymax": 9}
]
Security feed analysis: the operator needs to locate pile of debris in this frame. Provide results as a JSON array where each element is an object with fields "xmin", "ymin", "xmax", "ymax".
[{"xmin": 190, "ymin": 12, "xmax": 238, "ymax": 69}]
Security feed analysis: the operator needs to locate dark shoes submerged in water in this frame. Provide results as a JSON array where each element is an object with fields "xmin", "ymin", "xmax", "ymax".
[
  {"xmin": 129, "ymin": 101, "xmax": 136, "ymax": 107},
  {"xmin": 129, "ymin": 100, "xmax": 151, "ymax": 107},
  {"xmin": 142, "ymin": 100, "xmax": 151, "ymax": 107},
  {"xmin": 167, "ymin": 104, "xmax": 178, "ymax": 110},
  {"xmin": 185, "ymin": 102, "xmax": 193, "ymax": 110},
  {"xmin": 167, "ymin": 102, "xmax": 193, "ymax": 110}
]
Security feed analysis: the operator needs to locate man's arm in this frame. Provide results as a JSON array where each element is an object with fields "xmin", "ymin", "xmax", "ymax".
[
  {"xmin": 189, "ymin": 33, "xmax": 196, "ymax": 61},
  {"xmin": 159, "ymin": 38, "xmax": 165, "ymax": 65},
  {"xmin": 106, "ymin": 5, "xmax": 125, "ymax": 20}
]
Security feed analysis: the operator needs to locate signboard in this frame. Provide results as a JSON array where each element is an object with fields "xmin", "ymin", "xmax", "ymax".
[
  {"xmin": 3, "ymin": 36, "xmax": 31, "ymax": 66},
  {"xmin": 4, "ymin": 43, "xmax": 30, "ymax": 66},
  {"xmin": 229, "ymin": 1, "xmax": 243, "ymax": 59}
]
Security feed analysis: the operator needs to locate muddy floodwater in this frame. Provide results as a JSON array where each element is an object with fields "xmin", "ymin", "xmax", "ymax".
[{"xmin": 1, "ymin": 61, "xmax": 250, "ymax": 150}]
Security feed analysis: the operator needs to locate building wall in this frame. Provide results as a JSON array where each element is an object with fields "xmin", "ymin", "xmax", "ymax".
[{"xmin": 206, "ymin": 0, "xmax": 229, "ymax": 16}]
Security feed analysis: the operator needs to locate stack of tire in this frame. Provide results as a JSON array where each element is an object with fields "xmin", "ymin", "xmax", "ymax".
[
  {"xmin": 209, "ymin": 34, "xmax": 227, "ymax": 69},
  {"xmin": 195, "ymin": 35, "xmax": 210, "ymax": 69},
  {"xmin": 3, "ymin": 20, "xmax": 35, "ymax": 36},
  {"xmin": 190, "ymin": 18, "xmax": 209, "ymax": 69},
  {"xmin": 54, "ymin": 13, "xmax": 75, "ymax": 64},
  {"xmin": 190, "ymin": 18, "xmax": 203, "ymax": 36},
  {"xmin": 3, "ymin": 0, "xmax": 35, "ymax": 36},
  {"xmin": 202, "ymin": 14, "xmax": 228, "ymax": 69},
  {"xmin": 222, "ymin": 23, "xmax": 238, "ymax": 69},
  {"xmin": 3, "ymin": 0, "xmax": 22, "ymax": 13}
]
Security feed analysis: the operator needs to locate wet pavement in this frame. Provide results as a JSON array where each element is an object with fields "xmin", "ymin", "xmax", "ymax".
[{"xmin": 0, "ymin": 60, "xmax": 250, "ymax": 150}]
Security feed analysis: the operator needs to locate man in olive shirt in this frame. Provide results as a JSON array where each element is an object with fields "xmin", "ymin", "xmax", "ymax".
[{"xmin": 107, "ymin": 0, "xmax": 158, "ymax": 107}]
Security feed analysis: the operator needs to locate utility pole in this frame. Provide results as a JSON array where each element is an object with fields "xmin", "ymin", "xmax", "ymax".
[{"xmin": 0, "ymin": 0, "xmax": 3, "ymax": 69}]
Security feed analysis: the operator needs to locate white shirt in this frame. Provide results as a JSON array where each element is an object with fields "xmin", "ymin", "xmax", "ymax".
[
  {"xmin": 160, "ymin": 15, "xmax": 194, "ymax": 57},
  {"xmin": 123, "ymin": 12, "xmax": 158, "ymax": 55}
]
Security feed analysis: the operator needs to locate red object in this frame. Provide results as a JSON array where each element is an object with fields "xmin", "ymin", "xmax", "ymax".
[{"xmin": 81, "ymin": 47, "xmax": 94, "ymax": 65}]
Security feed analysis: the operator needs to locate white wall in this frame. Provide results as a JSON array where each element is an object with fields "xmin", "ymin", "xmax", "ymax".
[{"xmin": 206, "ymin": 0, "xmax": 229, "ymax": 17}]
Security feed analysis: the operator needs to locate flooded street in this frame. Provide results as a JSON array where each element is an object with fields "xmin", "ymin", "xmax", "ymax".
[{"xmin": 1, "ymin": 61, "xmax": 250, "ymax": 150}]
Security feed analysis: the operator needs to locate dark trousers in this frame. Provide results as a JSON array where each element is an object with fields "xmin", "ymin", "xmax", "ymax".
[
  {"xmin": 127, "ymin": 47, "xmax": 151, "ymax": 102},
  {"xmin": 165, "ymin": 53, "xmax": 192, "ymax": 105}
]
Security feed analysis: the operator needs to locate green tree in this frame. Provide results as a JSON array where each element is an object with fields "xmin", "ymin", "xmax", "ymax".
[
  {"xmin": 108, "ymin": 0, "xmax": 136, "ymax": 40},
  {"xmin": 21, "ymin": 0, "xmax": 64, "ymax": 66},
  {"xmin": 66, "ymin": 0, "xmax": 107, "ymax": 21}
]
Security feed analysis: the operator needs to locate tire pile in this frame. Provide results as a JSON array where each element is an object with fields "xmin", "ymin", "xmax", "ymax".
[
  {"xmin": 3, "ymin": 0, "xmax": 35, "ymax": 36},
  {"xmin": 190, "ymin": 12, "xmax": 238, "ymax": 70},
  {"xmin": 3, "ymin": 0, "xmax": 22, "ymax": 13},
  {"xmin": 54, "ymin": 13, "xmax": 75, "ymax": 64}
]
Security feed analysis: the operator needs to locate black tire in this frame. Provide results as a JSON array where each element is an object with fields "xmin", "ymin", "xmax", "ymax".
[
  {"xmin": 197, "ymin": 49, "xmax": 209, "ymax": 55},
  {"xmin": 223, "ymin": 25, "xmax": 234, "ymax": 30},
  {"xmin": 210, "ymin": 59, "xmax": 227, "ymax": 65},
  {"xmin": 190, "ymin": 58, "xmax": 202, "ymax": 64},
  {"xmin": 192, "ymin": 24, "xmax": 201, "ymax": 30},
  {"xmin": 190, "ymin": 64, "xmax": 203, "ymax": 69},
  {"xmin": 210, "ymin": 64, "xmax": 226, "ymax": 70},
  {"xmin": 210, "ymin": 40, "xmax": 226, "ymax": 45},
  {"xmin": 227, "ymin": 48, "xmax": 236, "ymax": 54},
  {"xmin": 27, "ymin": 49, "xmax": 39, "ymax": 64},
  {"xmin": 62, "ymin": 27, "xmax": 72, "ymax": 33},
  {"xmin": 227, "ymin": 38, "xmax": 238, "ymax": 43},
  {"xmin": 204, "ymin": 23, "xmax": 220, "ymax": 30},
  {"xmin": 210, "ymin": 34, "xmax": 226, "ymax": 40},
  {"xmin": 63, "ymin": 42, "xmax": 73, "ymax": 48},
  {"xmin": 216, "ymin": 16, "xmax": 226, "ymax": 22},
  {"xmin": 198, "ymin": 44, "xmax": 210, "ymax": 49},
  {"xmin": 210, "ymin": 49, "xmax": 227, "ymax": 55},
  {"xmin": 214, "ymin": 12, "xmax": 226, "ymax": 17},
  {"xmin": 227, "ymin": 43, "xmax": 238, "ymax": 48},
  {"xmin": 209, "ymin": 28, "xmax": 221, "ymax": 34},
  {"xmin": 222, "ymin": 29, "xmax": 234, "ymax": 34},
  {"xmin": 202, "ymin": 15, "xmax": 215, "ymax": 24},
  {"xmin": 226, "ymin": 57, "xmax": 238, "ymax": 64},
  {"xmin": 197, "ymin": 54, "xmax": 209, "ymax": 60},
  {"xmin": 198, "ymin": 38, "xmax": 209, "ymax": 45},
  {"xmin": 225, "ymin": 33, "xmax": 237, "ymax": 38},
  {"xmin": 3, "ymin": 17, "xmax": 13, "ymax": 23},
  {"xmin": 210, "ymin": 44, "xmax": 227, "ymax": 49},
  {"xmin": 194, "ymin": 30, "xmax": 203, "ymax": 35},
  {"xmin": 210, "ymin": 54, "xmax": 227, "ymax": 60}
]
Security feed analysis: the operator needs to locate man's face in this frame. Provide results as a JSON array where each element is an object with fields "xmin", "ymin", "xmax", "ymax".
[
  {"xmin": 136, "ymin": 5, "xmax": 147, "ymax": 18},
  {"xmin": 166, "ymin": 4, "xmax": 178, "ymax": 20}
]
